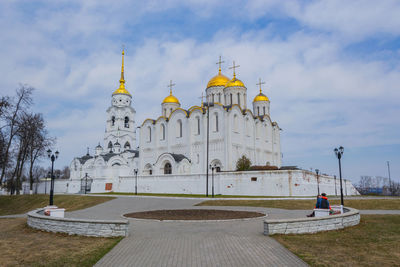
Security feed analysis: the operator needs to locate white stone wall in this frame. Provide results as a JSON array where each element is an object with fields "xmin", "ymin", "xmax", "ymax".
[
  {"xmin": 264, "ymin": 207, "xmax": 360, "ymax": 235},
  {"xmin": 37, "ymin": 170, "xmax": 358, "ymax": 196},
  {"xmin": 27, "ymin": 209, "xmax": 129, "ymax": 237}
]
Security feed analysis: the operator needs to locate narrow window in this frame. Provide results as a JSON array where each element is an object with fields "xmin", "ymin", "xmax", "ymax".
[
  {"xmin": 108, "ymin": 141, "xmax": 113, "ymax": 150},
  {"xmin": 233, "ymin": 114, "xmax": 238, "ymax": 132},
  {"xmin": 124, "ymin": 116, "xmax": 129, "ymax": 128},
  {"xmin": 212, "ymin": 93, "xmax": 215, "ymax": 103},
  {"xmin": 148, "ymin": 126, "xmax": 151, "ymax": 142},
  {"xmin": 111, "ymin": 116, "xmax": 115, "ymax": 126},
  {"xmin": 263, "ymin": 107, "xmax": 266, "ymax": 115},
  {"xmin": 161, "ymin": 124, "xmax": 165, "ymax": 140},
  {"xmin": 237, "ymin": 93, "xmax": 240, "ymax": 106},
  {"xmin": 218, "ymin": 93, "xmax": 221, "ymax": 103},
  {"xmin": 197, "ymin": 117, "xmax": 200, "ymax": 135},
  {"xmin": 257, "ymin": 107, "xmax": 260, "ymax": 116},
  {"xmin": 177, "ymin": 120, "xmax": 182, "ymax": 138},
  {"xmin": 215, "ymin": 114, "xmax": 219, "ymax": 132},
  {"xmin": 230, "ymin": 93, "xmax": 233, "ymax": 105}
]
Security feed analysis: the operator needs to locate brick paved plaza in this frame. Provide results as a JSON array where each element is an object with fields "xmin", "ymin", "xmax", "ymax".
[{"xmin": 68, "ymin": 196, "xmax": 308, "ymax": 266}]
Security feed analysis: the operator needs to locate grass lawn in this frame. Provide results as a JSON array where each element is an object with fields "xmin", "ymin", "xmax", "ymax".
[
  {"xmin": 273, "ymin": 215, "xmax": 400, "ymax": 267},
  {"xmin": 0, "ymin": 218, "xmax": 121, "ymax": 266},
  {"xmin": 196, "ymin": 199, "xmax": 400, "ymax": 210},
  {"xmin": 0, "ymin": 195, "xmax": 116, "ymax": 216}
]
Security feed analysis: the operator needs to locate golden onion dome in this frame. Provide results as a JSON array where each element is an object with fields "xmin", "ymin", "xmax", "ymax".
[
  {"xmin": 253, "ymin": 92, "xmax": 269, "ymax": 102},
  {"xmin": 225, "ymin": 77, "xmax": 245, "ymax": 88},
  {"xmin": 162, "ymin": 90, "xmax": 180, "ymax": 104},
  {"xmin": 207, "ymin": 71, "xmax": 230, "ymax": 88}
]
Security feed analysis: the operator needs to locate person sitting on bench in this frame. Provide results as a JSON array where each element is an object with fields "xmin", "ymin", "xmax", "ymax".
[{"xmin": 307, "ymin": 194, "xmax": 322, "ymax": 217}]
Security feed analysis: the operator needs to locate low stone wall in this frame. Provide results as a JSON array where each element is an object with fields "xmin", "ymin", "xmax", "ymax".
[
  {"xmin": 264, "ymin": 207, "xmax": 360, "ymax": 235},
  {"xmin": 27, "ymin": 209, "xmax": 129, "ymax": 237}
]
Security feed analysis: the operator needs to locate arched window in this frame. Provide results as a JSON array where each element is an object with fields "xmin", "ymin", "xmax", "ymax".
[
  {"xmin": 257, "ymin": 107, "xmax": 260, "ymax": 116},
  {"xmin": 212, "ymin": 93, "xmax": 215, "ymax": 103},
  {"xmin": 177, "ymin": 120, "xmax": 182, "ymax": 138},
  {"xmin": 108, "ymin": 141, "xmax": 113, "ymax": 149},
  {"xmin": 147, "ymin": 126, "xmax": 151, "ymax": 142},
  {"xmin": 230, "ymin": 93, "xmax": 233, "ymax": 105},
  {"xmin": 111, "ymin": 116, "xmax": 115, "ymax": 126},
  {"xmin": 164, "ymin": 162, "xmax": 172, "ymax": 174},
  {"xmin": 124, "ymin": 142, "xmax": 131, "ymax": 150},
  {"xmin": 160, "ymin": 124, "xmax": 165, "ymax": 140},
  {"xmin": 218, "ymin": 93, "xmax": 221, "ymax": 103},
  {"xmin": 263, "ymin": 106, "xmax": 266, "ymax": 115},
  {"xmin": 196, "ymin": 117, "xmax": 200, "ymax": 135},
  {"xmin": 237, "ymin": 93, "xmax": 240, "ymax": 106},
  {"xmin": 215, "ymin": 113, "xmax": 219, "ymax": 132},
  {"xmin": 124, "ymin": 116, "xmax": 129, "ymax": 128}
]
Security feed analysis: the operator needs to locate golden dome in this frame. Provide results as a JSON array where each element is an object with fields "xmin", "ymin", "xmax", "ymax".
[
  {"xmin": 253, "ymin": 92, "xmax": 269, "ymax": 102},
  {"xmin": 112, "ymin": 49, "xmax": 131, "ymax": 96},
  {"xmin": 207, "ymin": 71, "xmax": 230, "ymax": 88},
  {"xmin": 225, "ymin": 77, "xmax": 245, "ymax": 88},
  {"xmin": 162, "ymin": 90, "xmax": 180, "ymax": 104}
]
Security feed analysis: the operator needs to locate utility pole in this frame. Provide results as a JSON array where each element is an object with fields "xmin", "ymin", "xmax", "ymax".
[{"xmin": 387, "ymin": 161, "xmax": 392, "ymax": 196}]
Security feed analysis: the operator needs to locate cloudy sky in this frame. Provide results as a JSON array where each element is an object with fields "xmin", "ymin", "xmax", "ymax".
[{"xmin": 1, "ymin": 0, "xmax": 399, "ymax": 184}]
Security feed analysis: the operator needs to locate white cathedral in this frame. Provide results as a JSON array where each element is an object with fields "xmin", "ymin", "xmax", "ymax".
[{"xmin": 69, "ymin": 50, "xmax": 281, "ymax": 183}]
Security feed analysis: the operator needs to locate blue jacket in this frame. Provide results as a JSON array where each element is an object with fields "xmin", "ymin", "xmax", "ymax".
[{"xmin": 315, "ymin": 197, "xmax": 322, "ymax": 208}]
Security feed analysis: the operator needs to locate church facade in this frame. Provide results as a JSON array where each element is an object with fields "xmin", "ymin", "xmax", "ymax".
[{"xmin": 69, "ymin": 51, "xmax": 281, "ymax": 182}]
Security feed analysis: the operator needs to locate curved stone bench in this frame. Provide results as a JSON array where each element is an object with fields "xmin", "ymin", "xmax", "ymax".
[
  {"xmin": 27, "ymin": 209, "xmax": 129, "ymax": 237},
  {"xmin": 264, "ymin": 207, "xmax": 360, "ymax": 235}
]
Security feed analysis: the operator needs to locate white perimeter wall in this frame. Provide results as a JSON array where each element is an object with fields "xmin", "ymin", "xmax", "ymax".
[{"xmin": 27, "ymin": 170, "xmax": 359, "ymax": 196}]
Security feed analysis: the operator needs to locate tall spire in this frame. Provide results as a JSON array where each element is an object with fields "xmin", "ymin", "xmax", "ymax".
[
  {"xmin": 112, "ymin": 48, "xmax": 131, "ymax": 96},
  {"xmin": 119, "ymin": 49, "xmax": 125, "ymax": 90}
]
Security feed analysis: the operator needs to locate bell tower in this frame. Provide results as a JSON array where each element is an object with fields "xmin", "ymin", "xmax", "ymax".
[{"xmin": 104, "ymin": 49, "xmax": 136, "ymax": 152}]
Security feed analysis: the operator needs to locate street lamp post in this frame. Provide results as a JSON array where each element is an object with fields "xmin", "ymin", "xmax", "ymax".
[
  {"xmin": 204, "ymin": 101, "xmax": 214, "ymax": 197},
  {"xmin": 84, "ymin": 173, "xmax": 88, "ymax": 194},
  {"xmin": 210, "ymin": 164, "xmax": 215, "ymax": 198},
  {"xmin": 315, "ymin": 169, "xmax": 320, "ymax": 195},
  {"xmin": 334, "ymin": 146, "xmax": 344, "ymax": 214},
  {"xmin": 47, "ymin": 149, "xmax": 59, "ymax": 206},
  {"xmin": 334, "ymin": 175, "xmax": 337, "ymax": 196},
  {"xmin": 134, "ymin": 169, "xmax": 138, "ymax": 195}
]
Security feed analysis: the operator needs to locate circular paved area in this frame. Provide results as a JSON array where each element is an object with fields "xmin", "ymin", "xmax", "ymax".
[{"xmin": 67, "ymin": 196, "xmax": 308, "ymax": 267}]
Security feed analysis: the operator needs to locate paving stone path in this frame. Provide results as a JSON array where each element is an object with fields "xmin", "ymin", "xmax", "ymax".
[{"xmin": 68, "ymin": 197, "xmax": 308, "ymax": 266}]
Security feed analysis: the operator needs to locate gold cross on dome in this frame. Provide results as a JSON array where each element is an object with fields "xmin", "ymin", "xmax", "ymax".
[
  {"xmin": 256, "ymin": 78, "xmax": 266, "ymax": 93},
  {"xmin": 216, "ymin": 56, "xmax": 225, "ymax": 73},
  {"xmin": 167, "ymin": 80, "xmax": 176, "ymax": 94},
  {"xmin": 229, "ymin": 61, "xmax": 240, "ymax": 78}
]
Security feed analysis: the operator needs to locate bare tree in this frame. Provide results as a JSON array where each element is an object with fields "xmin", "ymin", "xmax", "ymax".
[
  {"xmin": 0, "ymin": 85, "xmax": 33, "ymax": 185},
  {"xmin": 26, "ymin": 113, "xmax": 54, "ymax": 192}
]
